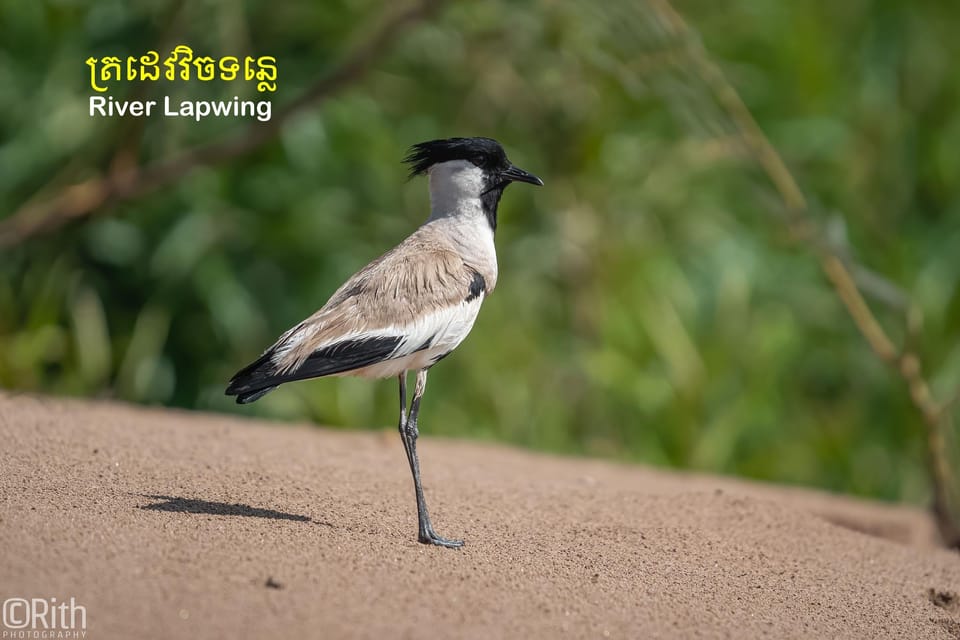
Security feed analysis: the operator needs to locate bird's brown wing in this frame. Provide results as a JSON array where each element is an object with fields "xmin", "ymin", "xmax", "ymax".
[{"xmin": 225, "ymin": 233, "xmax": 487, "ymax": 402}]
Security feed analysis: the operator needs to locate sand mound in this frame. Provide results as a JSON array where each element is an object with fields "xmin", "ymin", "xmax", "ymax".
[{"xmin": 2, "ymin": 393, "xmax": 958, "ymax": 638}]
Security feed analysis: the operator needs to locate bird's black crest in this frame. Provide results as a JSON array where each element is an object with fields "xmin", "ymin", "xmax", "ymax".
[{"xmin": 403, "ymin": 137, "xmax": 510, "ymax": 177}]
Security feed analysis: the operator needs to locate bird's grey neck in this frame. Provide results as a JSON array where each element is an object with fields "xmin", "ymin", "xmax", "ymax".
[
  {"xmin": 427, "ymin": 171, "xmax": 504, "ymax": 232},
  {"xmin": 430, "ymin": 161, "xmax": 507, "ymax": 231},
  {"xmin": 424, "ymin": 182, "xmax": 500, "ymax": 290},
  {"xmin": 428, "ymin": 196, "xmax": 502, "ymax": 232}
]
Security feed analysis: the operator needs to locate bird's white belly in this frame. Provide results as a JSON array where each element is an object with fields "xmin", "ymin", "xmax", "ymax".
[
  {"xmin": 348, "ymin": 295, "xmax": 484, "ymax": 379},
  {"xmin": 350, "ymin": 345, "xmax": 452, "ymax": 379}
]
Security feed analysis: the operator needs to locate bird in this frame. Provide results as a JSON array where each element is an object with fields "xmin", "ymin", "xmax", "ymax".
[{"xmin": 225, "ymin": 137, "xmax": 543, "ymax": 547}]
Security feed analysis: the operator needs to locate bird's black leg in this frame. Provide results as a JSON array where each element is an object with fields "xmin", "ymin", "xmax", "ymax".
[
  {"xmin": 398, "ymin": 369, "xmax": 463, "ymax": 548},
  {"xmin": 398, "ymin": 372, "xmax": 408, "ymax": 430}
]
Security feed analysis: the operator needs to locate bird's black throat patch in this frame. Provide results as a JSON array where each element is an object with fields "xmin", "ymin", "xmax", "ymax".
[{"xmin": 480, "ymin": 174, "xmax": 508, "ymax": 232}]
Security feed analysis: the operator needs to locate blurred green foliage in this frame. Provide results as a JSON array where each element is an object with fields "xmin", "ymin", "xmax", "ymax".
[{"xmin": 1, "ymin": 0, "xmax": 958, "ymax": 504}]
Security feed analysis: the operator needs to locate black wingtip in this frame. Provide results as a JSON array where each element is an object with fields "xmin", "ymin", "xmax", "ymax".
[
  {"xmin": 226, "ymin": 335, "xmax": 405, "ymax": 404},
  {"xmin": 225, "ymin": 350, "xmax": 278, "ymax": 403},
  {"xmin": 234, "ymin": 386, "xmax": 277, "ymax": 404}
]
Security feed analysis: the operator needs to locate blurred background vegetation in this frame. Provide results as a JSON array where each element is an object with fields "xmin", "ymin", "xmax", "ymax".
[{"xmin": 1, "ymin": 0, "xmax": 958, "ymax": 508}]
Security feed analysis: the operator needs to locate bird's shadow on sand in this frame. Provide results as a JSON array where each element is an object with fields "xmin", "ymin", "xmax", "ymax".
[{"xmin": 137, "ymin": 494, "xmax": 327, "ymax": 525}]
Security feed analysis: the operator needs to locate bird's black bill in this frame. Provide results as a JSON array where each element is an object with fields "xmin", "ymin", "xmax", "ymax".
[{"xmin": 501, "ymin": 164, "xmax": 544, "ymax": 186}]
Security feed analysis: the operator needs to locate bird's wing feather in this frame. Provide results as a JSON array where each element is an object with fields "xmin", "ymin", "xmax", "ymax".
[
  {"xmin": 225, "ymin": 232, "xmax": 489, "ymax": 401},
  {"xmin": 225, "ymin": 335, "xmax": 403, "ymax": 402},
  {"xmin": 276, "ymin": 236, "xmax": 487, "ymax": 370}
]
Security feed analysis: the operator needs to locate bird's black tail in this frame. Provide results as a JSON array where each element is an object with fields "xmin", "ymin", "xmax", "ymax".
[
  {"xmin": 225, "ymin": 351, "xmax": 283, "ymax": 404},
  {"xmin": 225, "ymin": 335, "xmax": 404, "ymax": 404}
]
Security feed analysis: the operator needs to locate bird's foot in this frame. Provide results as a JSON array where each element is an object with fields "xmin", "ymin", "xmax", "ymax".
[{"xmin": 418, "ymin": 528, "xmax": 464, "ymax": 548}]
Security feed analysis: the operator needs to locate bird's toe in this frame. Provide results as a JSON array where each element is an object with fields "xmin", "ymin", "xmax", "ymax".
[{"xmin": 419, "ymin": 531, "xmax": 464, "ymax": 548}]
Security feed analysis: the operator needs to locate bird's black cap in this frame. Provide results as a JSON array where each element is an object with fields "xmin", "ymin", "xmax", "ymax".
[{"xmin": 403, "ymin": 137, "xmax": 543, "ymax": 186}]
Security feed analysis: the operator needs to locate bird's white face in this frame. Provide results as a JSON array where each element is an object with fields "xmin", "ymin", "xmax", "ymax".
[{"xmin": 427, "ymin": 160, "xmax": 487, "ymax": 215}]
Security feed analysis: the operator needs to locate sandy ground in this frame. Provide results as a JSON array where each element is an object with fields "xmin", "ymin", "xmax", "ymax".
[{"xmin": 1, "ymin": 392, "xmax": 959, "ymax": 639}]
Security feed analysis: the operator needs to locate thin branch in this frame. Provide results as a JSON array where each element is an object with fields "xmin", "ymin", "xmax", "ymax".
[
  {"xmin": 941, "ymin": 388, "xmax": 960, "ymax": 416},
  {"xmin": 757, "ymin": 190, "xmax": 913, "ymax": 312},
  {"xmin": 0, "ymin": 0, "xmax": 445, "ymax": 249},
  {"xmin": 648, "ymin": 0, "xmax": 960, "ymax": 547}
]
